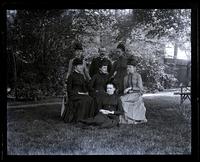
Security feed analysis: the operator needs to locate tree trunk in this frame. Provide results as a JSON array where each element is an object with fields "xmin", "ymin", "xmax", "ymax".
[
  {"xmin": 12, "ymin": 52, "xmax": 18, "ymax": 100},
  {"xmin": 42, "ymin": 28, "xmax": 47, "ymax": 65},
  {"xmin": 173, "ymin": 43, "xmax": 178, "ymax": 60},
  {"xmin": 173, "ymin": 43, "xmax": 178, "ymax": 85}
]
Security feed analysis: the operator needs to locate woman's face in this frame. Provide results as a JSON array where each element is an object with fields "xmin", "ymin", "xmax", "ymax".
[
  {"xmin": 99, "ymin": 51, "xmax": 106, "ymax": 58},
  {"xmin": 116, "ymin": 49, "xmax": 123, "ymax": 56},
  {"xmin": 74, "ymin": 50, "xmax": 83, "ymax": 58},
  {"xmin": 127, "ymin": 65, "xmax": 135, "ymax": 74},
  {"xmin": 99, "ymin": 65, "xmax": 108, "ymax": 74},
  {"xmin": 106, "ymin": 84, "xmax": 116, "ymax": 95},
  {"xmin": 74, "ymin": 64, "xmax": 83, "ymax": 73}
]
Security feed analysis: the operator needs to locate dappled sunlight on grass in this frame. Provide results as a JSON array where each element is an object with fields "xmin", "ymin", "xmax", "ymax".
[{"xmin": 143, "ymin": 92, "xmax": 177, "ymax": 97}]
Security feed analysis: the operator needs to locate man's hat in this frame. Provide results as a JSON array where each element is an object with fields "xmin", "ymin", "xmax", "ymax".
[
  {"xmin": 73, "ymin": 42, "xmax": 83, "ymax": 50},
  {"xmin": 127, "ymin": 58, "xmax": 137, "ymax": 66}
]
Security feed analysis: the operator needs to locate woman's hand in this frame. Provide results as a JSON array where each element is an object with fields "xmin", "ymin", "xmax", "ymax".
[
  {"xmin": 124, "ymin": 87, "xmax": 132, "ymax": 94},
  {"xmin": 78, "ymin": 92, "xmax": 89, "ymax": 95},
  {"xmin": 111, "ymin": 71, "xmax": 117, "ymax": 79},
  {"xmin": 99, "ymin": 109, "xmax": 114, "ymax": 114},
  {"xmin": 132, "ymin": 87, "xmax": 143, "ymax": 94},
  {"xmin": 132, "ymin": 87, "xmax": 140, "ymax": 91},
  {"xmin": 113, "ymin": 71, "xmax": 117, "ymax": 76}
]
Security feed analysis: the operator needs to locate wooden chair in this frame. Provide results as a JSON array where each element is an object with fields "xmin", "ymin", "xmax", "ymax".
[{"xmin": 174, "ymin": 83, "xmax": 191, "ymax": 104}]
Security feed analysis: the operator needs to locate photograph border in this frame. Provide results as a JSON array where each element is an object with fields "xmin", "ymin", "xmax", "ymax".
[{"xmin": 1, "ymin": 0, "xmax": 199, "ymax": 161}]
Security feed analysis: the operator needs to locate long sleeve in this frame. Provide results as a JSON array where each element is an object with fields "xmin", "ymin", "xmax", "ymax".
[
  {"xmin": 83, "ymin": 77, "xmax": 90, "ymax": 93},
  {"xmin": 123, "ymin": 76, "xmax": 128, "ymax": 91},
  {"xmin": 114, "ymin": 98, "xmax": 124, "ymax": 115},
  {"xmin": 106, "ymin": 58, "xmax": 112, "ymax": 74},
  {"xmin": 109, "ymin": 61, "xmax": 117, "ymax": 78},
  {"xmin": 97, "ymin": 97, "xmax": 103, "ymax": 111},
  {"xmin": 88, "ymin": 75, "xmax": 97, "ymax": 94},
  {"xmin": 67, "ymin": 74, "xmax": 76, "ymax": 97},
  {"xmin": 137, "ymin": 74, "xmax": 144, "ymax": 92},
  {"xmin": 83, "ymin": 59, "xmax": 91, "ymax": 81},
  {"xmin": 89, "ymin": 58, "xmax": 96, "ymax": 78},
  {"xmin": 66, "ymin": 59, "xmax": 74, "ymax": 81}
]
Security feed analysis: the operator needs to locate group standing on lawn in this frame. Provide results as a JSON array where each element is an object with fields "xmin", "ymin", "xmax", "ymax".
[{"xmin": 61, "ymin": 42, "xmax": 147, "ymax": 128}]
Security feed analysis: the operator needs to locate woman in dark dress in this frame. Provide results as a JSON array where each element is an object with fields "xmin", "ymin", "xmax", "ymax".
[
  {"xmin": 109, "ymin": 43, "xmax": 128, "ymax": 95},
  {"xmin": 89, "ymin": 62, "xmax": 111, "ymax": 97},
  {"xmin": 66, "ymin": 42, "xmax": 91, "ymax": 81},
  {"xmin": 79, "ymin": 82, "xmax": 124, "ymax": 129},
  {"xmin": 62, "ymin": 58, "xmax": 95, "ymax": 123},
  {"xmin": 89, "ymin": 62, "xmax": 112, "ymax": 115}
]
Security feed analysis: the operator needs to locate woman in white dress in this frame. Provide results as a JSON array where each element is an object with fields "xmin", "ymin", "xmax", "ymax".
[{"xmin": 120, "ymin": 59, "xmax": 147, "ymax": 124}]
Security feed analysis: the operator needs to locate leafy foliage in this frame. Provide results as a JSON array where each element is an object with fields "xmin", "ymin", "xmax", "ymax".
[{"xmin": 6, "ymin": 9, "xmax": 191, "ymax": 99}]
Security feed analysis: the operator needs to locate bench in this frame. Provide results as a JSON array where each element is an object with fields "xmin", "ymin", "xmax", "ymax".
[{"xmin": 174, "ymin": 85, "xmax": 191, "ymax": 104}]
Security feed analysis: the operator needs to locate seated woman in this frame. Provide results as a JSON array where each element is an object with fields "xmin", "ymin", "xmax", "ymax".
[
  {"xmin": 62, "ymin": 58, "xmax": 95, "ymax": 123},
  {"xmin": 61, "ymin": 42, "xmax": 90, "ymax": 118},
  {"xmin": 120, "ymin": 59, "xmax": 147, "ymax": 124},
  {"xmin": 79, "ymin": 82, "xmax": 124, "ymax": 129},
  {"xmin": 89, "ymin": 62, "xmax": 111, "ymax": 113}
]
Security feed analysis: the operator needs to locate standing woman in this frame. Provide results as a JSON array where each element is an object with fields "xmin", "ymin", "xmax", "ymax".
[
  {"xmin": 109, "ymin": 43, "xmax": 128, "ymax": 95},
  {"xmin": 63, "ymin": 58, "xmax": 95, "ymax": 123},
  {"xmin": 66, "ymin": 42, "xmax": 91, "ymax": 81},
  {"xmin": 120, "ymin": 59, "xmax": 147, "ymax": 124}
]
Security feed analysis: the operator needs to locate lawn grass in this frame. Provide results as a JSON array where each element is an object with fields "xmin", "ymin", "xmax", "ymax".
[{"xmin": 7, "ymin": 95, "xmax": 191, "ymax": 155}]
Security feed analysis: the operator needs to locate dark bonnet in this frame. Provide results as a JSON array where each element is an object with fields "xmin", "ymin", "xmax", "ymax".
[{"xmin": 73, "ymin": 58, "xmax": 83, "ymax": 66}]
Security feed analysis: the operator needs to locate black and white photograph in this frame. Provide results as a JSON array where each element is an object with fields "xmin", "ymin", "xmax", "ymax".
[{"xmin": 1, "ymin": 3, "xmax": 199, "ymax": 159}]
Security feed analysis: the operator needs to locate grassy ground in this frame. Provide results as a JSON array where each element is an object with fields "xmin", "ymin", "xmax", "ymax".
[
  {"xmin": 7, "ymin": 94, "xmax": 191, "ymax": 155},
  {"xmin": 7, "ymin": 96, "xmax": 63, "ymax": 106}
]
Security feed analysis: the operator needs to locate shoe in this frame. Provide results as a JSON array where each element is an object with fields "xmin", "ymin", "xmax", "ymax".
[
  {"xmin": 134, "ymin": 119, "xmax": 147, "ymax": 124},
  {"xmin": 143, "ymin": 119, "xmax": 148, "ymax": 123},
  {"xmin": 133, "ymin": 121, "xmax": 140, "ymax": 124}
]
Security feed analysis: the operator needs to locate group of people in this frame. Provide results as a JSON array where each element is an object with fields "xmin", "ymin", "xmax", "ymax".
[{"xmin": 61, "ymin": 42, "xmax": 147, "ymax": 129}]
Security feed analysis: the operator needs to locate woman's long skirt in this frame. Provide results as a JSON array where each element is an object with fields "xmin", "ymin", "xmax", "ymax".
[
  {"xmin": 62, "ymin": 94, "xmax": 95, "ymax": 123},
  {"xmin": 119, "ymin": 93, "xmax": 147, "ymax": 124},
  {"xmin": 80, "ymin": 113, "xmax": 119, "ymax": 128}
]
